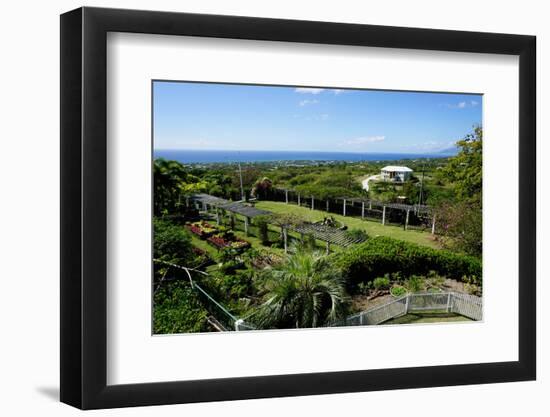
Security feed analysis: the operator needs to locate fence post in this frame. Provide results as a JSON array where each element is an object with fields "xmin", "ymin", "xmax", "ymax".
[
  {"xmin": 244, "ymin": 217, "xmax": 249, "ymax": 236},
  {"xmin": 382, "ymin": 205, "xmax": 386, "ymax": 225},
  {"xmin": 283, "ymin": 227, "xmax": 288, "ymax": 254},
  {"xmin": 285, "ymin": 189, "xmax": 288, "ymax": 204},
  {"xmin": 405, "ymin": 294, "xmax": 410, "ymax": 314},
  {"xmin": 311, "ymin": 196, "xmax": 314, "ymax": 210},
  {"xmin": 298, "ymin": 194, "xmax": 301, "ymax": 206},
  {"xmin": 326, "ymin": 200, "xmax": 329, "ymax": 212},
  {"xmin": 234, "ymin": 319, "xmax": 243, "ymax": 331},
  {"xmin": 343, "ymin": 199, "xmax": 346, "ymax": 216},
  {"xmin": 405, "ymin": 209, "xmax": 410, "ymax": 230},
  {"xmin": 446, "ymin": 292, "xmax": 452, "ymax": 312},
  {"xmin": 431, "ymin": 214, "xmax": 436, "ymax": 235},
  {"xmin": 361, "ymin": 202, "xmax": 365, "ymax": 219}
]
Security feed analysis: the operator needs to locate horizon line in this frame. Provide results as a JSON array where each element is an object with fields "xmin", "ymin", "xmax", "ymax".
[{"xmin": 153, "ymin": 148, "xmax": 456, "ymax": 155}]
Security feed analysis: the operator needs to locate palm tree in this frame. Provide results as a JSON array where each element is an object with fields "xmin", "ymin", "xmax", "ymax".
[{"xmin": 254, "ymin": 249, "xmax": 349, "ymax": 329}]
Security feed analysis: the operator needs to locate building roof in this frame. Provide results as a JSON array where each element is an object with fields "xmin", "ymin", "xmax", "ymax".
[{"xmin": 381, "ymin": 165, "xmax": 413, "ymax": 172}]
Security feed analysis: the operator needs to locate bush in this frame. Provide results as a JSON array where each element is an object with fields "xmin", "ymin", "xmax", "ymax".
[
  {"xmin": 390, "ymin": 286, "xmax": 406, "ymax": 297},
  {"xmin": 256, "ymin": 218, "xmax": 270, "ymax": 245},
  {"xmin": 373, "ymin": 276, "xmax": 390, "ymax": 290},
  {"xmin": 346, "ymin": 229, "xmax": 368, "ymax": 241},
  {"xmin": 332, "ymin": 236, "xmax": 481, "ymax": 289},
  {"xmin": 153, "ymin": 281, "xmax": 208, "ymax": 334},
  {"xmin": 404, "ymin": 275, "xmax": 425, "ymax": 293}
]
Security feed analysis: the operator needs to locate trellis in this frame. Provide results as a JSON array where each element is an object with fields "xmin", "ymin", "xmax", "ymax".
[
  {"xmin": 271, "ymin": 188, "xmax": 436, "ymax": 234},
  {"xmin": 189, "ymin": 193, "xmax": 271, "ymax": 234},
  {"xmin": 285, "ymin": 221, "xmax": 367, "ymax": 253}
]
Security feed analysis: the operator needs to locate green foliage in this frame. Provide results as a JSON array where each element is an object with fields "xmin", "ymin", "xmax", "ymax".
[
  {"xmin": 213, "ymin": 269, "xmax": 254, "ymax": 299},
  {"xmin": 345, "ymin": 229, "xmax": 368, "ymax": 241},
  {"xmin": 153, "ymin": 281, "xmax": 208, "ymax": 334},
  {"xmin": 390, "ymin": 286, "xmax": 407, "ymax": 297},
  {"xmin": 332, "ymin": 236, "xmax": 482, "ymax": 288},
  {"xmin": 435, "ymin": 200, "xmax": 482, "ymax": 257},
  {"xmin": 255, "ymin": 216, "xmax": 270, "ymax": 245},
  {"xmin": 440, "ymin": 126, "xmax": 483, "ymax": 204},
  {"xmin": 254, "ymin": 249, "xmax": 350, "ymax": 328},
  {"xmin": 373, "ymin": 276, "xmax": 390, "ymax": 290},
  {"xmin": 153, "ymin": 218, "xmax": 193, "ymax": 265},
  {"xmin": 404, "ymin": 275, "xmax": 425, "ymax": 293}
]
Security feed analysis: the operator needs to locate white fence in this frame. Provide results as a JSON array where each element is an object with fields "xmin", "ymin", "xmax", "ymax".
[
  {"xmin": 333, "ymin": 292, "xmax": 482, "ymax": 327},
  {"xmin": 235, "ymin": 292, "xmax": 482, "ymax": 331}
]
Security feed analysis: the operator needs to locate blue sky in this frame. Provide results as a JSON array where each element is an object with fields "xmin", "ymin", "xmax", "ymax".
[{"xmin": 153, "ymin": 81, "xmax": 482, "ymax": 154}]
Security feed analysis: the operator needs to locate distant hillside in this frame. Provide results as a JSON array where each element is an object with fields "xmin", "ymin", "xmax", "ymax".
[{"xmin": 436, "ymin": 145, "xmax": 459, "ymax": 156}]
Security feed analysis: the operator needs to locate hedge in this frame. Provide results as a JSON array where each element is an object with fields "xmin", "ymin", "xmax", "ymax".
[{"xmin": 331, "ymin": 236, "xmax": 481, "ymax": 287}]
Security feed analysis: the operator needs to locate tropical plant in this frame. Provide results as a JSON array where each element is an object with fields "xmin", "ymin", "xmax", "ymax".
[{"xmin": 254, "ymin": 249, "xmax": 349, "ymax": 329}]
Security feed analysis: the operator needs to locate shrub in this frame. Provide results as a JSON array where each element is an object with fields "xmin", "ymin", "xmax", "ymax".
[
  {"xmin": 331, "ymin": 236, "xmax": 481, "ymax": 289},
  {"xmin": 390, "ymin": 286, "xmax": 407, "ymax": 297},
  {"xmin": 256, "ymin": 218, "xmax": 270, "ymax": 245},
  {"xmin": 346, "ymin": 229, "xmax": 369, "ymax": 241},
  {"xmin": 404, "ymin": 275, "xmax": 425, "ymax": 293},
  {"xmin": 153, "ymin": 281, "xmax": 208, "ymax": 334},
  {"xmin": 373, "ymin": 276, "xmax": 390, "ymax": 290}
]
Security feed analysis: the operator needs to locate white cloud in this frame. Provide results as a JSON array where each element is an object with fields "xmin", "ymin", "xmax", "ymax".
[
  {"xmin": 295, "ymin": 88, "xmax": 324, "ymax": 94},
  {"xmin": 299, "ymin": 99, "xmax": 319, "ymax": 107},
  {"xmin": 332, "ymin": 89, "xmax": 346, "ymax": 95},
  {"xmin": 444, "ymin": 99, "xmax": 480, "ymax": 109},
  {"xmin": 345, "ymin": 136, "xmax": 386, "ymax": 145}
]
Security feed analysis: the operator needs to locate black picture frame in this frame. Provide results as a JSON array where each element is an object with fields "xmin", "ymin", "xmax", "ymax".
[{"xmin": 60, "ymin": 6, "xmax": 536, "ymax": 410}]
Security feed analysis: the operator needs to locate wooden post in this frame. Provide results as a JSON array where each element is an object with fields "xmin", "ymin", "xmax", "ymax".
[
  {"xmin": 382, "ymin": 205, "xmax": 386, "ymax": 225},
  {"xmin": 361, "ymin": 202, "xmax": 365, "ymax": 219},
  {"xmin": 311, "ymin": 196, "xmax": 314, "ymax": 210},
  {"xmin": 405, "ymin": 209, "xmax": 410, "ymax": 230},
  {"xmin": 343, "ymin": 199, "xmax": 346, "ymax": 216},
  {"xmin": 431, "ymin": 214, "xmax": 436, "ymax": 235},
  {"xmin": 369, "ymin": 201, "xmax": 372, "ymax": 210},
  {"xmin": 283, "ymin": 227, "xmax": 288, "ymax": 253},
  {"xmin": 244, "ymin": 217, "xmax": 249, "ymax": 236},
  {"xmin": 216, "ymin": 208, "xmax": 220, "ymax": 225},
  {"xmin": 326, "ymin": 200, "xmax": 329, "ymax": 212},
  {"xmin": 285, "ymin": 189, "xmax": 288, "ymax": 204},
  {"xmin": 298, "ymin": 194, "xmax": 301, "ymax": 206},
  {"xmin": 446, "ymin": 292, "xmax": 452, "ymax": 312},
  {"xmin": 326, "ymin": 241, "xmax": 330, "ymax": 255},
  {"xmin": 202, "ymin": 202, "xmax": 207, "ymax": 212}
]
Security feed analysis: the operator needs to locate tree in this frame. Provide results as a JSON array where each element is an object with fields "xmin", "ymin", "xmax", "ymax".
[
  {"xmin": 254, "ymin": 249, "xmax": 349, "ymax": 328},
  {"xmin": 441, "ymin": 126, "xmax": 483, "ymax": 204},
  {"xmin": 435, "ymin": 200, "xmax": 482, "ymax": 257},
  {"xmin": 436, "ymin": 127, "xmax": 483, "ymax": 257},
  {"xmin": 251, "ymin": 177, "xmax": 273, "ymax": 199},
  {"xmin": 153, "ymin": 218, "xmax": 193, "ymax": 268}
]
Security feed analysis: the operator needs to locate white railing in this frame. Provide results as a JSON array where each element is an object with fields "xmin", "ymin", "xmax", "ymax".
[
  {"xmin": 332, "ymin": 292, "xmax": 482, "ymax": 327},
  {"xmin": 235, "ymin": 292, "xmax": 482, "ymax": 331}
]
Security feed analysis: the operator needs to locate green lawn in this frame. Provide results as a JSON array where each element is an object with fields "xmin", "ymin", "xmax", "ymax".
[
  {"xmin": 384, "ymin": 312, "xmax": 471, "ymax": 325},
  {"xmin": 255, "ymin": 201, "xmax": 441, "ymax": 249}
]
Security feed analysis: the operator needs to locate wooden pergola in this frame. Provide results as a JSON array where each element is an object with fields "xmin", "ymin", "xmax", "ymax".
[
  {"xmin": 189, "ymin": 194, "xmax": 271, "ymax": 234},
  {"xmin": 273, "ymin": 188, "xmax": 436, "ymax": 234},
  {"xmin": 282, "ymin": 222, "xmax": 367, "ymax": 254}
]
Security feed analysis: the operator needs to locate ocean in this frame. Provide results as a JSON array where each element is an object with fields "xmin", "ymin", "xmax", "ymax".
[{"xmin": 154, "ymin": 149, "xmax": 453, "ymax": 164}]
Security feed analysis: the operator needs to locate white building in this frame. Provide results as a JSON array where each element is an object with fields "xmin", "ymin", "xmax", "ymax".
[{"xmin": 380, "ymin": 166, "xmax": 413, "ymax": 182}]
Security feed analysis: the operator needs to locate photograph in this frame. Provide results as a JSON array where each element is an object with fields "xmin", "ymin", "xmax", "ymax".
[{"xmin": 152, "ymin": 81, "xmax": 483, "ymax": 334}]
